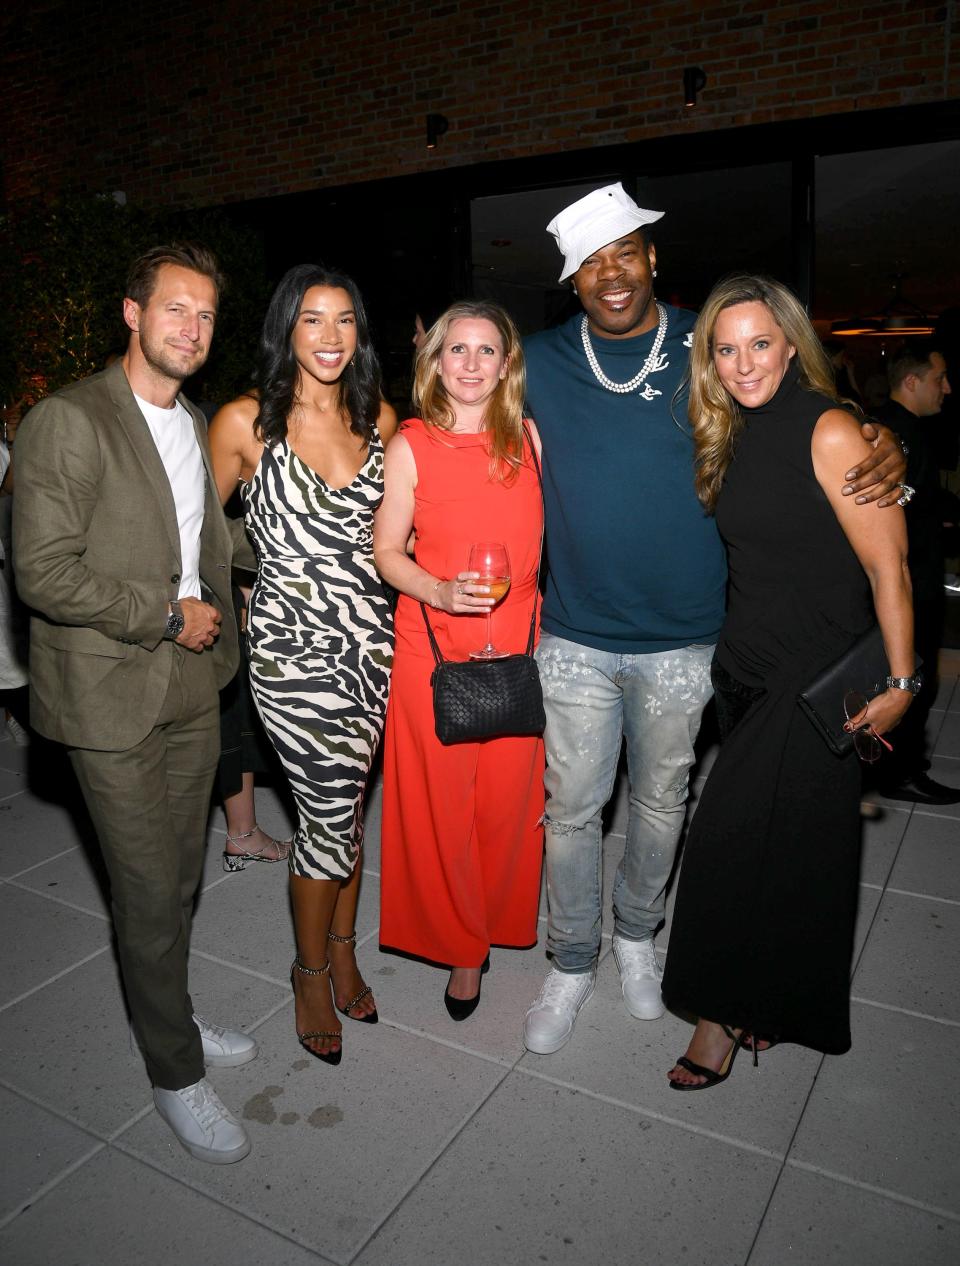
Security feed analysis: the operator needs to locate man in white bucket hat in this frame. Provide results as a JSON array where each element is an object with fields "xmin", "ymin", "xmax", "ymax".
[{"xmin": 521, "ymin": 182, "xmax": 907, "ymax": 1058}]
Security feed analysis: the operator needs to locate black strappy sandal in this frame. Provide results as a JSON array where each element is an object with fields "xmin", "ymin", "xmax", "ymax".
[
  {"xmin": 290, "ymin": 958, "xmax": 343, "ymax": 1065},
  {"xmin": 328, "ymin": 931, "xmax": 378, "ymax": 1024},
  {"xmin": 669, "ymin": 1024, "xmax": 747, "ymax": 1092}
]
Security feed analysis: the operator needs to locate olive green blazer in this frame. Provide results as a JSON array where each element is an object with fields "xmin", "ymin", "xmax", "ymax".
[{"xmin": 13, "ymin": 360, "xmax": 256, "ymax": 751}]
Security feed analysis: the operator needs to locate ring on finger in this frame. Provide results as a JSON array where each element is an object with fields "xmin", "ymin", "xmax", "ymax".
[
  {"xmin": 896, "ymin": 482, "xmax": 915, "ymax": 507},
  {"xmin": 457, "ymin": 584, "xmax": 464, "ymax": 596}
]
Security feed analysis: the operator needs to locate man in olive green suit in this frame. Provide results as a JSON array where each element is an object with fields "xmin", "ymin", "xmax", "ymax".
[{"xmin": 15, "ymin": 244, "xmax": 258, "ymax": 1165}]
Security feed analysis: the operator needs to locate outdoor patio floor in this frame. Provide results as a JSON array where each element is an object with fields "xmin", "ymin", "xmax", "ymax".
[{"xmin": 1, "ymin": 656, "xmax": 958, "ymax": 1265}]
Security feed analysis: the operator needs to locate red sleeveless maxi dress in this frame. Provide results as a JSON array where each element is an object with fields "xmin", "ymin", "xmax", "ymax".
[{"xmin": 379, "ymin": 418, "xmax": 545, "ymax": 968}]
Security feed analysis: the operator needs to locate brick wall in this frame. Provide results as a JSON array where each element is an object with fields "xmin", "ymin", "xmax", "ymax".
[{"xmin": 2, "ymin": 0, "xmax": 957, "ymax": 208}]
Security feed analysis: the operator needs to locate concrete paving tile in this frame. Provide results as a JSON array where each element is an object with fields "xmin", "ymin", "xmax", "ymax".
[
  {"xmin": 789, "ymin": 1003, "xmax": 960, "ymax": 1214},
  {"xmin": 354, "ymin": 1071, "xmax": 779, "ymax": 1266},
  {"xmin": 0, "ymin": 766, "xmax": 25, "ymax": 800},
  {"xmin": 520, "ymin": 958, "xmax": 821, "ymax": 1156},
  {"xmin": 14, "ymin": 845, "xmax": 111, "ymax": 920},
  {"xmin": 0, "ymin": 736, "xmax": 30, "ymax": 776},
  {"xmin": 0, "ymin": 951, "xmax": 150, "ymax": 1133},
  {"xmin": 857, "ymin": 804, "xmax": 911, "ymax": 887},
  {"xmin": 0, "ymin": 885, "xmax": 110, "ymax": 1008},
  {"xmin": 749, "ymin": 1165, "xmax": 960, "ymax": 1265},
  {"xmin": 933, "ymin": 711, "xmax": 960, "ymax": 758},
  {"xmin": 851, "ymin": 890, "xmax": 959, "ymax": 1021},
  {"xmin": 851, "ymin": 883, "xmax": 883, "ymax": 963},
  {"xmin": 0, "ymin": 1087, "xmax": 103, "ymax": 1224},
  {"xmin": 0, "ymin": 1147, "xmax": 331, "ymax": 1266},
  {"xmin": 888, "ymin": 813, "xmax": 960, "ymax": 902},
  {"xmin": 931, "ymin": 672, "xmax": 957, "ymax": 711},
  {"xmin": 0, "ymin": 949, "xmax": 283, "ymax": 1136},
  {"xmin": 119, "ymin": 1009, "xmax": 507, "ymax": 1263},
  {"xmin": 0, "ymin": 793, "xmax": 94, "ymax": 877}
]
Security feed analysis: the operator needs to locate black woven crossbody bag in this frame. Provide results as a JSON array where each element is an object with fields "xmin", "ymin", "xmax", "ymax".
[{"xmin": 420, "ymin": 428, "xmax": 545, "ymax": 746}]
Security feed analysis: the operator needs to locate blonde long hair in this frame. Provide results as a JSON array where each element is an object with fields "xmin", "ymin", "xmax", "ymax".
[
  {"xmin": 413, "ymin": 301, "xmax": 526, "ymax": 482},
  {"xmin": 689, "ymin": 274, "xmax": 845, "ymax": 513}
]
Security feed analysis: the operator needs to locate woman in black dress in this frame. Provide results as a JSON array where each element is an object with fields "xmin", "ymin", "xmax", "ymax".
[{"xmin": 662, "ymin": 275, "xmax": 915, "ymax": 1089}]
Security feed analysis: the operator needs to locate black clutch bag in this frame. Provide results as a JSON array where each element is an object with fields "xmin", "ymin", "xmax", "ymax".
[{"xmin": 797, "ymin": 624, "xmax": 917, "ymax": 757}]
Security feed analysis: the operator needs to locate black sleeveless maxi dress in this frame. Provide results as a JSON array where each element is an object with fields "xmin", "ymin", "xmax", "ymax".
[{"xmin": 662, "ymin": 364, "xmax": 873, "ymax": 1054}]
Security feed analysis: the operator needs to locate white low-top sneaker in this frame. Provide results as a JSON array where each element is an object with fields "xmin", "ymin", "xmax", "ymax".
[
  {"xmin": 523, "ymin": 967, "xmax": 595, "ymax": 1054},
  {"xmin": 130, "ymin": 1016, "xmax": 258, "ymax": 1067},
  {"xmin": 612, "ymin": 934, "xmax": 664, "ymax": 1020},
  {"xmin": 193, "ymin": 1015, "xmax": 258, "ymax": 1067},
  {"xmin": 154, "ymin": 1078, "xmax": 251, "ymax": 1164}
]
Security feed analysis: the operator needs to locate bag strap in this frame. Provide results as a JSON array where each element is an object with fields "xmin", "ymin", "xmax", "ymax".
[{"xmin": 420, "ymin": 422, "xmax": 544, "ymax": 665}]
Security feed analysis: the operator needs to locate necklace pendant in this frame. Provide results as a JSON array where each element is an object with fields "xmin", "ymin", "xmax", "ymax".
[{"xmin": 581, "ymin": 302, "xmax": 669, "ymax": 398}]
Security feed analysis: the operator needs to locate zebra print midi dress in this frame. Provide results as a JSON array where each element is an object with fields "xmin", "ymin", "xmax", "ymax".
[{"xmin": 242, "ymin": 435, "xmax": 393, "ymax": 880}]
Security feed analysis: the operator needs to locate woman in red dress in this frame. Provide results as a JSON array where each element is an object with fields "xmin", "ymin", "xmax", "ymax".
[{"xmin": 374, "ymin": 301, "xmax": 544, "ymax": 1019}]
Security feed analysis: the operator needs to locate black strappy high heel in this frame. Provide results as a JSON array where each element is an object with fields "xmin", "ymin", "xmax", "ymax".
[
  {"xmin": 290, "ymin": 958, "xmax": 343, "ymax": 1065},
  {"xmin": 328, "ymin": 931, "xmax": 378, "ymax": 1024},
  {"xmin": 669, "ymin": 1024, "xmax": 748, "ymax": 1091}
]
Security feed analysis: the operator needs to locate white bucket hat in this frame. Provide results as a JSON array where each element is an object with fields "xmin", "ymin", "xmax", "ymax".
[{"xmin": 546, "ymin": 183, "xmax": 664, "ymax": 283}]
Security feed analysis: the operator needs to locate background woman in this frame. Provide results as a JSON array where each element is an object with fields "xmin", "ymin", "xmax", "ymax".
[
  {"xmin": 373, "ymin": 301, "xmax": 544, "ymax": 1019},
  {"xmin": 209, "ymin": 265, "xmax": 396, "ymax": 1063},
  {"xmin": 662, "ymin": 275, "xmax": 914, "ymax": 1088}
]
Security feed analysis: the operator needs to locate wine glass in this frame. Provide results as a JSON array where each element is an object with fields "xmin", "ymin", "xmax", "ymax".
[{"xmin": 467, "ymin": 541, "xmax": 512, "ymax": 660}]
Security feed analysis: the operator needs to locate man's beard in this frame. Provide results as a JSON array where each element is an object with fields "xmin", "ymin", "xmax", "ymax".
[{"xmin": 139, "ymin": 331, "xmax": 207, "ymax": 383}]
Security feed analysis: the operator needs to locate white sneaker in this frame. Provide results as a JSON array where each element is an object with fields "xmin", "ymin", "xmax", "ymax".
[
  {"xmin": 194, "ymin": 1015, "xmax": 258, "ymax": 1067},
  {"xmin": 612, "ymin": 934, "xmax": 665, "ymax": 1020},
  {"xmin": 523, "ymin": 967, "xmax": 595, "ymax": 1054},
  {"xmin": 153, "ymin": 1078, "xmax": 251, "ymax": 1164},
  {"xmin": 129, "ymin": 1016, "xmax": 258, "ymax": 1068}
]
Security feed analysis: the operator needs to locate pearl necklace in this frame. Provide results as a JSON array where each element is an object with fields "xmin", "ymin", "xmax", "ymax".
[{"xmin": 580, "ymin": 303, "xmax": 668, "ymax": 396}]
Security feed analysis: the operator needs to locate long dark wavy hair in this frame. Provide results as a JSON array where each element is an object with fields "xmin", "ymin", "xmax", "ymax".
[{"xmin": 253, "ymin": 264, "xmax": 382, "ymax": 448}]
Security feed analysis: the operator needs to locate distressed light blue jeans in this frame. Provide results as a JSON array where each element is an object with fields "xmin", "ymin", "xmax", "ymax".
[{"xmin": 536, "ymin": 632, "xmax": 715, "ymax": 973}]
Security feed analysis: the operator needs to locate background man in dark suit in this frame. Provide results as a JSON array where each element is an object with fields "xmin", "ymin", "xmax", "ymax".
[
  {"xmin": 15, "ymin": 244, "xmax": 259, "ymax": 1164},
  {"xmin": 874, "ymin": 342, "xmax": 957, "ymax": 805}
]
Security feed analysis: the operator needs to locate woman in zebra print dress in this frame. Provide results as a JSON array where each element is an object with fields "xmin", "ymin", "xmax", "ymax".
[{"xmin": 209, "ymin": 265, "xmax": 396, "ymax": 1063}]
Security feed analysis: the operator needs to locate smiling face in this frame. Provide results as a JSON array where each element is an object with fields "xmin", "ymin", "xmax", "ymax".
[
  {"xmin": 712, "ymin": 301, "xmax": 796, "ymax": 408},
  {"xmin": 437, "ymin": 317, "xmax": 508, "ymax": 419},
  {"xmin": 571, "ymin": 230, "xmax": 658, "ymax": 339},
  {"xmin": 290, "ymin": 285, "xmax": 358, "ymax": 385},
  {"xmin": 124, "ymin": 263, "xmax": 217, "ymax": 385}
]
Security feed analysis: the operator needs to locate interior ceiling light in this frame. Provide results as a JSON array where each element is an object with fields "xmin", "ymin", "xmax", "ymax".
[{"xmin": 831, "ymin": 276, "xmax": 935, "ymax": 338}]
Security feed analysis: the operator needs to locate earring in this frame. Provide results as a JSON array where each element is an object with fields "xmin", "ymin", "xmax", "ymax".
[{"xmin": 652, "ymin": 269, "xmax": 658, "ymax": 278}]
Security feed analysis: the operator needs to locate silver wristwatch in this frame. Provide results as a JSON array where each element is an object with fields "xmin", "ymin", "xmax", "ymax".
[
  {"xmin": 164, "ymin": 598, "xmax": 185, "ymax": 640},
  {"xmin": 887, "ymin": 672, "xmax": 922, "ymax": 695}
]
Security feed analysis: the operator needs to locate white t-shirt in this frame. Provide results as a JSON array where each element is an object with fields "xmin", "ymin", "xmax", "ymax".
[{"xmin": 133, "ymin": 394, "xmax": 204, "ymax": 600}]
